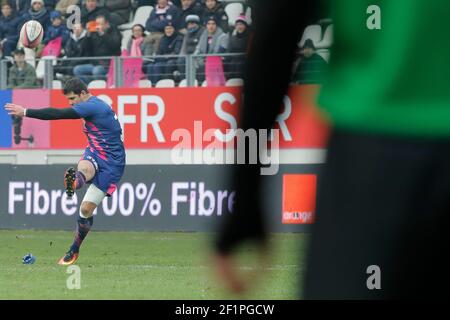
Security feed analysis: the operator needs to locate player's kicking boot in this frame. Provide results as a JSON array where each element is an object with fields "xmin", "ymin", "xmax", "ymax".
[
  {"xmin": 58, "ymin": 250, "xmax": 79, "ymax": 265},
  {"xmin": 64, "ymin": 167, "xmax": 76, "ymax": 198}
]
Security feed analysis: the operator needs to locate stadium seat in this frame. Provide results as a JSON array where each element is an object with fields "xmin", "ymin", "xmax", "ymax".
[
  {"xmin": 87, "ymin": 80, "xmax": 107, "ymax": 89},
  {"xmin": 178, "ymin": 79, "xmax": 198, "ymax": 87},
  {"xmin": 225, "ymin": 78, "xmax": 244, "ymax": 86},
  {"xmin": 24, "ymin": 47, "xmax": 36, "ymax": 68},
  {"xmin": 35, "ymin": 56, "xmax": 57, "ymax": 80},
  {"xmin": 121, "ymin": 29, "xmax": 133, "ymax": 51},
  {"xmin": 52, "ymin": 80, "xmax": 62, "ymax": 89},
  {"xmin": 316, "ymin": 49, "xmax": 331, "ymax": 63},
  {"xmin": 225, "ymin": 2, "xmax": 244, "ymax": 27},
  {"xmin": 119, "ymin": 6, "xmax": 153, "ymax": 31},
  {"xmin": 318, "ymin": 18, "xmax": 333, "ymax": 25},
  {"xmin": 316, "ymin": 24, "xmax": 334, "ymax": 49},
  {"xmin": 139, "ymin": 79, "xmax": 152, "ymax": 88},
  {"xmin": 298, "ymin": 24, "xmax": 322, "ymax": 48},
  {"xmin": 201, "ymin": 80, "xmax": 208, "ymax": 87},
  {"xmin": 155, "ymin": 79, "xmax": 175, "ymax": 88},
  {"xmin": 245, "ymin": 6, "xmax": 252, "ymax": 25}
]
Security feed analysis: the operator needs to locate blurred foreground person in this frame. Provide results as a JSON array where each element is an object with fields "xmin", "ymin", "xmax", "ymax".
[{"xmin": 214, "ymin": 0, "xmax": 450, "ymax": 299}]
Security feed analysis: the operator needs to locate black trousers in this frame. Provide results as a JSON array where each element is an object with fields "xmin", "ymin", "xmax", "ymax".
[{"xmin": 304, "ymin": 129, "xmax": 450, "ymax": 299}]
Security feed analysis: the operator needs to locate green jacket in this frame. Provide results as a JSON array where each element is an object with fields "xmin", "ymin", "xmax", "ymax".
[
  {"xmin": 294, "ymin": 54, "xmax": 328, "ymax": 84},
  {"xmin": 8, "ymin": 63, "xmax": 38, "ymax": 89},
  {"xmin": 318, "ymin": 0, "xmax": 450, "ymax": 137}
]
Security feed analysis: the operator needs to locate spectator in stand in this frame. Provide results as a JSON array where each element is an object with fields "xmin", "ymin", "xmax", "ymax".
[
  {"xmin": 81, "ymin": 0, "xmax": 110, "ymax": 31},
  {"xmin": 193, "ymin": 15, "xmax": 227, "ymax": 82},
  {"xmin": 147, "ymin": 19, "xmax": 182, "ymax": 84},
  {"xmin": 9, "ymin": 0, "xmax": 28, "ymax": 16},
  {"xmin": 178, "ymin": 0, "xmax": 203, "ymax": 35},
  {"xmin": 178, "ymin": 0, "xmax": 204, "ymax": 9},
  {"xmin": 225, "ymin": 14, "xmax": 251, "ymax": 79},
  {"xmin": 195, "ymin": 15, "xmax": 227, "ymax": 54},
  {"xmin": 126, "ymin": 22, "xmax": 157, "ymax": 57},
  {"xmin": 179, "ymin": 14, "xmax": 202, "ymax": 55},
  {"xmin": 134, "ymin": 0, "xmax": 151, "ymax": 8},
  {"xmin": 54, "ymin": 22, "xmax": 90, "ymax": 76},
  {"xmin": 42, "ymin": 10, "xmax": 70, "ymax": 50},
  {"xmin": 42, "ymin": 0, "xmax": 57, "ymax": 11},
  {"xmin": 13, "ymin": 0, "xmax": 54, "ymax": 16},
  {"xmin": 8, "ymin": 48, "xmax": 37, "ymax": 88},
  {"xmin": 125, "ymin": 23, "xmax": 146, "ymax": 55},
  {"xmin": 73, "ymin": 15, "xmax": 121, "ymax": 84},
  {"xmin": 200, "ymin": 0, "xmax": 228, "ymax": 33},
  {"xmin": 55, "ymin": 0, "xmax": 80, "ymax": 18},
  {"xmin": 125, "ymin": 23, "xmax": 156, "ymax": 82},
  {"xmin": 0, "ymin": 1, "xmax": 23, "ymax": 58},
  {"xmin": 175, "ymin": 13, "xmax": 202, "ymax": 80},
  {"xmin": 144, "ymin": 0, "xmax": 181, "ymax": 56},
  {"xmin": 22, "ymin": 0, "xmax": 51, "ymax": 31},
  {"xmin": 104, "ymin": 0, "xmax": 131, "ymax": 26},
  {"xmin": 293, "ymin": 39, "xmax": 328, "ymax": 84},
  {"xmin": 137, "ymin": 0, "xmax": 196, "ymax": 7}
]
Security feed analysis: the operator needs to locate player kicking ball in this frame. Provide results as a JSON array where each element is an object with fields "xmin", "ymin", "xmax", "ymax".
[{"xmin": 5, "ymin": 77, "xmax": 126, "ymax": 265}]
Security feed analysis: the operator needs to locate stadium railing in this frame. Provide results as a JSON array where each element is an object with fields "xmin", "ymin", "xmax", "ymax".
[
  {"xmin": 0, "ymin": 53, "xmax": 247, "ymax": 90},
  {"xmin": 0, "ymin": 52, "xmax": 330, "ymax": 90}
]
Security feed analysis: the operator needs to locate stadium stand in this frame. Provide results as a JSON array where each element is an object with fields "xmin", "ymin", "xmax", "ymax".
[
  {"xmin": 316, "ymin": 24, "xmax": 333, "ymax": 49},
  {"xmin": 225, "ymin": 77, "xmax": 243, "ymax": 86},
  {"xmin": 244, "ymin": 5, "xmax": 251, "ymax": 25},
  {"xmin": 35, "ymin": 56, "xmax": 58, "ymax": 81},
  {"xmin": 24, "ymin": 47, "xmax": 36, "ymax": 68},
  {"xmin": 178, "ymin": 78, "xmax": 198, "ymax": 87},
  {"xmin": 224, "ymin": 2, "xmax": 243, "ymax": 27},
  {"xmin": 201, "ymin": 0, "xmax": 229, "ymax": 32},
  {"xmin": 120, "ymin": 29, "xmax": 132, "ymax": 50},
  {"xmin": 138, "ymin": 79, "xmax": 152, "ymax": 87},
  {"xmin": 0, "ymin": 1, "xmax": 337, "ymax": 88},
  {"xmin": 316, "ymin": 50, "xmax": 330, "ymax": 63},
  {"xmin": 118, "ymin": 5, "xmax": 153, "ymax": 31},
  {"xmin": 87, "ymin": 79, "xmax": 107, "ymax": 88},
  {"xmin": 292, "ymin": 21, "xmax": 333, "ymax": 85},
  {"xmin": 155, "ymin": 78, "xmax": 175, "ymax": 87},
  {"xmin": 52, "ymin": 79, "xmax": 62, "ymax": 88},
  {"xmin": 298, "ymin": 24, "xmax": 322, "ymax": 48}
]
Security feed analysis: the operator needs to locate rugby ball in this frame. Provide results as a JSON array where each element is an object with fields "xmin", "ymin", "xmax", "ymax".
[{"xmin": 20, "ymin": 20, "xmax": 44, "ymax": 49}]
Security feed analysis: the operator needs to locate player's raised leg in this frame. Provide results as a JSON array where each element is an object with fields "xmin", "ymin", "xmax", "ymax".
[
  {"xmin": 58, "ymin": 184, "xmax": 106, "ymax": 265},
  {"xmin": 64, "ymin": 160, "xmax": 96, "ymax": 197}
]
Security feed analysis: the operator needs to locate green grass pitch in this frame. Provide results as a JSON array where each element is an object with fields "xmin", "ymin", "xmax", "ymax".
[{"xmin": 0, "ymin": 230, "xmax": 308, "ymax": 299}]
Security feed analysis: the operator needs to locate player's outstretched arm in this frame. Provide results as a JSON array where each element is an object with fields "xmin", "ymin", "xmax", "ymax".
[{"xmin": 4, "ymin": 103, "xmax": 80, "ymax": 120}]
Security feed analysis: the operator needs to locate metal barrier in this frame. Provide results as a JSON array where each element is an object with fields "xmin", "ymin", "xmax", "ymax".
[
  {"xmin": 0, "ymin": 51, "xmax": 331, "ymax": 89},
  {"xmin": 0, "ymin": 53, "xmax": 247, "ymax": 90}
]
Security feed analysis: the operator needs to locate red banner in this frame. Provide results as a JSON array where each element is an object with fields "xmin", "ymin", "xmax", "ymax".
[
  {"xmin": 282, "ymin": 174, "xmax": 317, "ymax": 224},
  {"xmin": 49, "ymin": 85, "xmax": 329, "ymax": 149}
]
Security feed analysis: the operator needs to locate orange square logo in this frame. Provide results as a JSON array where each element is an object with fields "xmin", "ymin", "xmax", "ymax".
[{"xmin": 282, "ymin": 174, "xmax": 317, "ymax": 224}]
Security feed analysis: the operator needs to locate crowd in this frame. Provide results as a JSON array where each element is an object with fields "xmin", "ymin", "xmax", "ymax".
[
  {"xmin": 1, "ymin": 0, "xmax": 329, "ymax": 88},
  {"xmin": 0, "ymin": 0, "xmax": 253, "ymax": 87}
]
